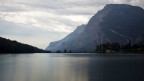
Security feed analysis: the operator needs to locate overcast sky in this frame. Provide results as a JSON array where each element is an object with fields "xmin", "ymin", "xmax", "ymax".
[{"xmin": 0, "ymin": 0, "xmax": 144, "ymax": 49}]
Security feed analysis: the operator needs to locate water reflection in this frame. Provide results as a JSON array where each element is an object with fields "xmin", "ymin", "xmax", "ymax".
[
  {"xmin": 88, "ymin": 54, "xmax": 144, "ymax": 81},
  {"xmin": 0, "ymin": 54, "xmax": 144, "ymax": 81}
]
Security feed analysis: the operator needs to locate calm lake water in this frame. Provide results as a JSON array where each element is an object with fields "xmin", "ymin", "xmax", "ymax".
[{"xmin": 0, "ymin": 53, "xmax": 144, "ymax": 81}]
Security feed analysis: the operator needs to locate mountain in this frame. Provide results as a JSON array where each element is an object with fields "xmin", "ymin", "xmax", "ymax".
[
  {"xmin": 46, "ymin": 24, "xmax": 86, "ymax": 52},
  {"xmin": 0, "ymin": 37, "xmax": 50, "ymax": 53},
  {"xmin": 136, "ymin": 33, "xmax": 144, "ymax": 45},
  {"xmin": 46, "ymin": 4, "xmax": 144, "ymax": 52}
]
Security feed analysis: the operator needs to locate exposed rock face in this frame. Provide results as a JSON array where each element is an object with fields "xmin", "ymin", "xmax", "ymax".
[
  {"xmin": 136, "ymin": 33, "xmax": 144, "ymax": 45},
  {"xmin": 46, "ymin": 4, "xmax": 144, "ymax": 52}
]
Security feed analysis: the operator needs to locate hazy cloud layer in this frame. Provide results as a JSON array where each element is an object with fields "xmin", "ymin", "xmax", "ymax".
[{"xmin": 0, "ymin": 0, "xmax": 144, "ymax": 49}]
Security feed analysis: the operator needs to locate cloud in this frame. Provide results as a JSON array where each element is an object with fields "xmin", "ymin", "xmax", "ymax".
[
  {"xmin": 108, "ymin": 0, "xmax": 144, "ymax": 8},
  {"xmin": 0, "ymin": 0, "xmax": 144, "ymax": 49},
  {"xmin": 0, "ymin": 19, "xmax": 68, "ymax": 48},
  {"xmin": 0, "ymin": 11, "xmax": 83, "ymax": 33}
]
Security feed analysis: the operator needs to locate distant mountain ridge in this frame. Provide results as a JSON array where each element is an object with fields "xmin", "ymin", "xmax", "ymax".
[
  {"xmin": 46, "ymin": 4, "xmax": 144, "ymax": 52},
  {"xmin": 46, "ymin": 24, "xmax": 86, "ymax": 51},
  {"xmin": 0, "ymin": 37, "xmax": 49, "ymax": 53}
]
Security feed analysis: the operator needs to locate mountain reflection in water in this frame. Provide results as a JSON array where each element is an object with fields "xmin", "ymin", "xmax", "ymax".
[{"xmin": 0, "ymin": 53, "xmax": 144, "ymax": 81}]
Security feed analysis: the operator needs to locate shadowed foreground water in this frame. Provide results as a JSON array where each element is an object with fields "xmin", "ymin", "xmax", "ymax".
[{"xmin": 0, "ymin": 53, "xmax": 144, "ymax": 81}]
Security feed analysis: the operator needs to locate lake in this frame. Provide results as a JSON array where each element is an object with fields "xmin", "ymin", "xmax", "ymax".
[{"xmin": 0, "ymin": 53, "xmax": 144, "ymax": 81}]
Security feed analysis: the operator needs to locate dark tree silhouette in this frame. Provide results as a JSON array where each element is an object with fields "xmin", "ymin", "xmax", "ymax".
[
  {"xmin": 0, "ymin": 37, "xmax": 50, "ymax": 53},
  {"xmin": 64, "ymin": 49, "xmax": 67, "ymax": 53},
  {"xmin": 111, "ymin": 43, "xmax": 121, "ymax": 52},
  {"xmin": 96, "ymin": 41, "xmax": 144, "ymax": 53}
]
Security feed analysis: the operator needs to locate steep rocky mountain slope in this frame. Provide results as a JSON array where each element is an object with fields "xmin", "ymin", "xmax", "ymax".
[{"xmin": 46, "ymin": 4, "xmax": 144, "ymax": 52}]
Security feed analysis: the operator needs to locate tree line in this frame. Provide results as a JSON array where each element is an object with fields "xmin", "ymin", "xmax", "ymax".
[
  {"xmin": 0, "ymin": 37, "xmax": 51, "ymax": 53},
  {"xmin": 95, "ymin": 41, "xmax": 144, "ymax": 53}
]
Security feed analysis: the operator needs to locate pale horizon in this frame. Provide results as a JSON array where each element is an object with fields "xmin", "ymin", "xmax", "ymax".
[{"xmin": 0, "ymin": 0, "xmax": 144, "ymax": 49}]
